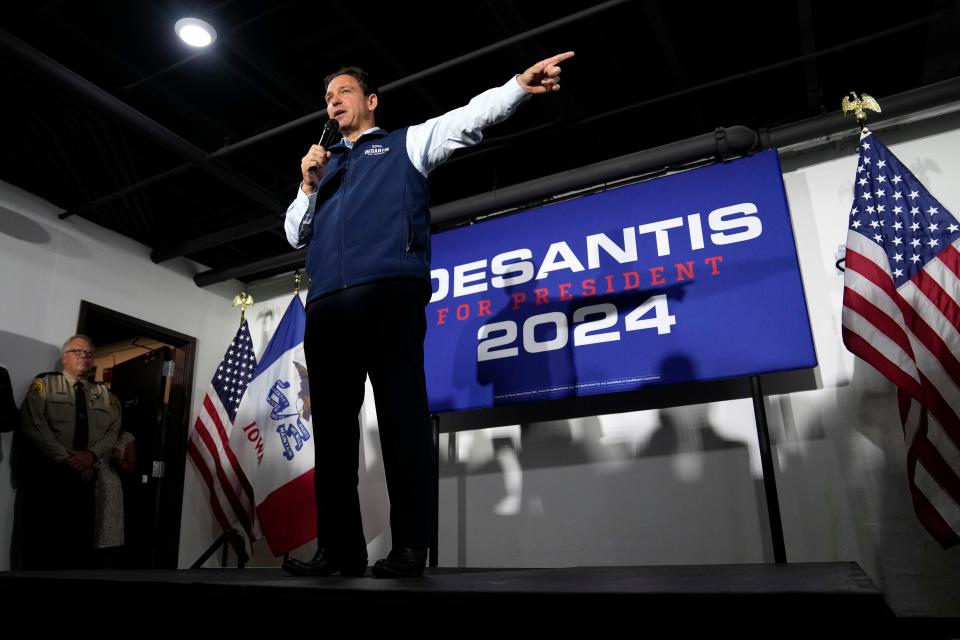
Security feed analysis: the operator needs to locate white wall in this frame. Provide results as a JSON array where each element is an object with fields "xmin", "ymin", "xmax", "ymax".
[{"xmin": 0, "ymin": 178, "xmax": 240, "ymax": 571}]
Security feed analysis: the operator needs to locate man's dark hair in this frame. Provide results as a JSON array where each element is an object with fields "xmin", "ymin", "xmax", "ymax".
[{"xmin": 324, "ymin": 66, "xmax": 378, "ymax": 96}]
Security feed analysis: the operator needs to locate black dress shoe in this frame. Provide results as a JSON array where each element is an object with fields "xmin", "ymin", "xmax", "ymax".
[
  {"xmin": 282, "ymin": 548, "xmax": 367, "ymax": 577},
  {"xmin": 371, "ymin": 547, "xmax": 427, "ymax": 578}
]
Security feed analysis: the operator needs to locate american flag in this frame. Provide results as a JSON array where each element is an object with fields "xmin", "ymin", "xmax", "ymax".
[
  {"xmin": 229, "ymin": 294, "xmax": 316, "ymax": 555},
  {"xmin": 187, "ymin": 320, "xmax": 259, "ymax": 546},
  {"xmin": 842, "ymin": 130, "xmax": 960, "ymax": 548}
]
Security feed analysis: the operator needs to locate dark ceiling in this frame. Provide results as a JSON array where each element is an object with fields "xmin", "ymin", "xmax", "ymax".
[{"xmin": 1, "ymin": 0, "xmax": 958, "ymax": 286}]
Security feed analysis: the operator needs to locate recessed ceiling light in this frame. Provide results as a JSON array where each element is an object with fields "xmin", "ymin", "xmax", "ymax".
[{"xmin": 175, "ymin": 18, "xmax": 217, "ymax": 48}]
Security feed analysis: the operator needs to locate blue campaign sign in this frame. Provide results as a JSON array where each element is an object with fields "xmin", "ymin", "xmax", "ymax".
[{"xmin": 424, "ymin": 150, "xmax": 816, "ymax": 413}]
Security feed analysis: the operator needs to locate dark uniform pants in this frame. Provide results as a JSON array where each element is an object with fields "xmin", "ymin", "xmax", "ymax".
[{"xmin": 16, "ymin": 454, "xmax": 95, "ymax": 570}]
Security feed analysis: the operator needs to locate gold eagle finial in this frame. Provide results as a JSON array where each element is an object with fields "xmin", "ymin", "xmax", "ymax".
[
  {"xmin": 841, "ymin": 91, "xmax": 881, "ymax": 127},
  {"xmin": 232, "ymin": 292, "xmax": 254, "ymax": 323}
]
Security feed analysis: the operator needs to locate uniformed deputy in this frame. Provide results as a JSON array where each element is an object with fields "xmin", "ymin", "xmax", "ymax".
[{"xmin": 15, "ymin": 334, "xmax": 121, "ymax": 569}]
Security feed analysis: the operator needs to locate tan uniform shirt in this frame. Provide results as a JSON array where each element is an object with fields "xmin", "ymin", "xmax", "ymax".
[{"xmin": 20, "ymin": 371, "xmax": 122, "ymax": 463}]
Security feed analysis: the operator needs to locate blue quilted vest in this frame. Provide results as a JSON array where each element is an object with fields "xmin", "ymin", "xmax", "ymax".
[{"xmin": 304, "ymin": 127, "xmax": 431, "ymax": 303}]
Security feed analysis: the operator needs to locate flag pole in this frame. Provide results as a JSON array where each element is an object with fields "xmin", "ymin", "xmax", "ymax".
[{"xmin": 837, "ymin": 91, "xmax": 883, "ymax": 275}]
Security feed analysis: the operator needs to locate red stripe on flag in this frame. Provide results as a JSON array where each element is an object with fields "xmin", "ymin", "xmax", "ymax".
[
  {"xmin": 889, "ymin": 289, "xmax": 960, "ymax": 403},
  {"xmin": 256, "ymin": 470, "xmax": 317, "ymax": 556},
  {"xmin": 901, "ymin": 401, "xmax": 960, "ymax": 548},
  {"xmin": 841, "ymin": 327, "xmax": 923, "ymax": 399},
  {"xmin": 938, "ymin": 245, "xmax": 960, "ymax": 281},
  {"xmin": 845, "ymin": 248, "xmax": 902, "ymax": 301},
  {"xmin": 187, "ymin": 439, "xmax": 233, "ymax": 532},
  {"xmin": 843, "ymin": 286, "xmax": 915, "ymax": 359},
  {"xmin": 193, "ymin": 409, "xmax": 255, "ymax": 538},
  {"xmin": 907, "ymin": 458, "xmax": 960, "ymax": 548},
  {"xmin": 914, "ymin": 266, "xmax": 960, "ymax": 332},
  {"xmin": 916, "ymin": 372, "xmax": 960, "ymax": 451},
  {"xmin": 915, "ymin": 433, "xmax": 960, "ymax": 507},
  {"xmin": 203, "ymin": 395, "xmax": 256, "ymax": 502},
  {"xmin": 901, "ymin": 300, "xmax": 960, "ymax": 385},
  {"xmin": 909, "ymin": 484, "xmax": 960, "ymax": 548}
]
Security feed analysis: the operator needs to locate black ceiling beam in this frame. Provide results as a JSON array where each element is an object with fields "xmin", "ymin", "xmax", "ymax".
[
  {"xmin": 0, "ymin": 28, "xmax": 285, "ymax": 220},
  {"xmin": 194, "ymin": 249, "xmax": 305, "ymax": 287},
  {"xmin": 156, "ymin": 215, "xmax": 285, "ymax": 263}
]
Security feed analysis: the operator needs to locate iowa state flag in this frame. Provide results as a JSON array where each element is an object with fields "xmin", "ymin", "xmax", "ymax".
[{"xmin": 230, "ymin": 295, "xmax": 316, "ymax": 555}]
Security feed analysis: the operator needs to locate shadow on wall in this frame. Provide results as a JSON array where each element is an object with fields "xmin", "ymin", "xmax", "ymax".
[
  {"xmin": 638, "ymin": 354, "xmax": 748, "ymax": 462},
  {"xmin": 466, "ymin": 354, "xmax": 752, "ymax": 514},
  {"xmin": 0, "ymin": 206, "xmax": 51, "ymax": 245},
  {"xmin": 0, "ymin": 331, "xmax": 61, "ymax": 462},
  {"xmin": 439, "ymin": 351, "xmax": 767, "ymax": 566},
  {"xmin": 0, "ymin": 330, "xmax": 61, "ymax": 398},
  {"xmin": 0, "ymin": 204, "xmax": 92, "ymax": 260}
]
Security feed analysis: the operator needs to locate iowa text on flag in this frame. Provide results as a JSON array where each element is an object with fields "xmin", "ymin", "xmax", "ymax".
[
  {"xmin": 842, "ymin": 130, "xmax": 960, "ymax": 547},
  {"xmin": 230, "ymin": 295, "xmax": 317, "ymax": 556},
  {"xmin": 187, "ymin": 320, "xmax": 258, "ymax": 545}
]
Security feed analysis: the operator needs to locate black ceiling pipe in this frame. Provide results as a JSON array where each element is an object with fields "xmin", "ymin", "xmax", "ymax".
[
  {"xmin": 422, "ymin": 75, "xmax": 960, "ymax": 231},
  {"xmin": 431, "ymin": 126, "xmax": 757, "ymax": 225},
  {"xmin": 759, "ymin": 74, "xmax": 960, "ymax": 150},
  {"xmin": 0, "ymin": 28, "xmax": 285, "ymax": 218}
]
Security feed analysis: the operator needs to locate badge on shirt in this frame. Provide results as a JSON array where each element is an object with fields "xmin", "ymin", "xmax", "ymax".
[
  {"xmin": 29, "ymin": 379, "xmax": 44, "ymax": 396},
  {"xmin": 364, "ymin": 144, "xmax": 390, "ymax": 157}
]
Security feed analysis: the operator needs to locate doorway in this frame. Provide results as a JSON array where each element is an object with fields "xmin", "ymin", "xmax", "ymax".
[{"xmin": 77, "ymin": 301, "xmax": 196, "ymax": 569}]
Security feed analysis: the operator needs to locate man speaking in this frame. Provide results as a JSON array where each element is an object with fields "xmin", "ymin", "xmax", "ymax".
[{"xmin": 283, "ymin": 51, "xmax": 574, "ymax": 578}]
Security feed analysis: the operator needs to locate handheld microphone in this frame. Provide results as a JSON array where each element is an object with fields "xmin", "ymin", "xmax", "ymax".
[{"xmin": 318, "ymin": 118, "xmax": 340, "ymax": 149}]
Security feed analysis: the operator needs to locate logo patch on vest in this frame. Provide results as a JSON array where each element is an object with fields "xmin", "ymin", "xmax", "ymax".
[{"xmin": 364, "ymin": 144, "xmax": 390, "ymax": 157}]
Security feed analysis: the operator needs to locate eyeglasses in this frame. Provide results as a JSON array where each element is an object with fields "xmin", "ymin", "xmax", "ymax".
[{"xmin": 64, "ymin": 349, "xmax": 95, "ymax": 358}]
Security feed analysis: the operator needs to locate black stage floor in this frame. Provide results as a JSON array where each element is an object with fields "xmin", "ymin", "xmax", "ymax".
[{"xmin": 2, "ymin": 561, "xmax": 954, "ymax": 635}]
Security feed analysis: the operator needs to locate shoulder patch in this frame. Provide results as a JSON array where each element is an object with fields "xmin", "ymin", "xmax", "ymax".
[{"xmin": 29, "ymin": 379, "xmax": 45, "ymax": 396}]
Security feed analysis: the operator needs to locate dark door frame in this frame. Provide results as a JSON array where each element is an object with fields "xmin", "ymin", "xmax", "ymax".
[{"xmin": 77, "ymin": 300, "xmax": 197, "ymax": 568}]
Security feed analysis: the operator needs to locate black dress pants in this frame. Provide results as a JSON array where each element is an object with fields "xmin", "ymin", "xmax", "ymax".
[{"xmin": 304, "ymin": 278, "xmax": 432, "ymax": 560}]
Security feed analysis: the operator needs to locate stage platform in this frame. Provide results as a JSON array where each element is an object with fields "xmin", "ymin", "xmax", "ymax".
[{"xmin": 2, "ymin": 561, "xmax": 952, "ymax": 635}]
